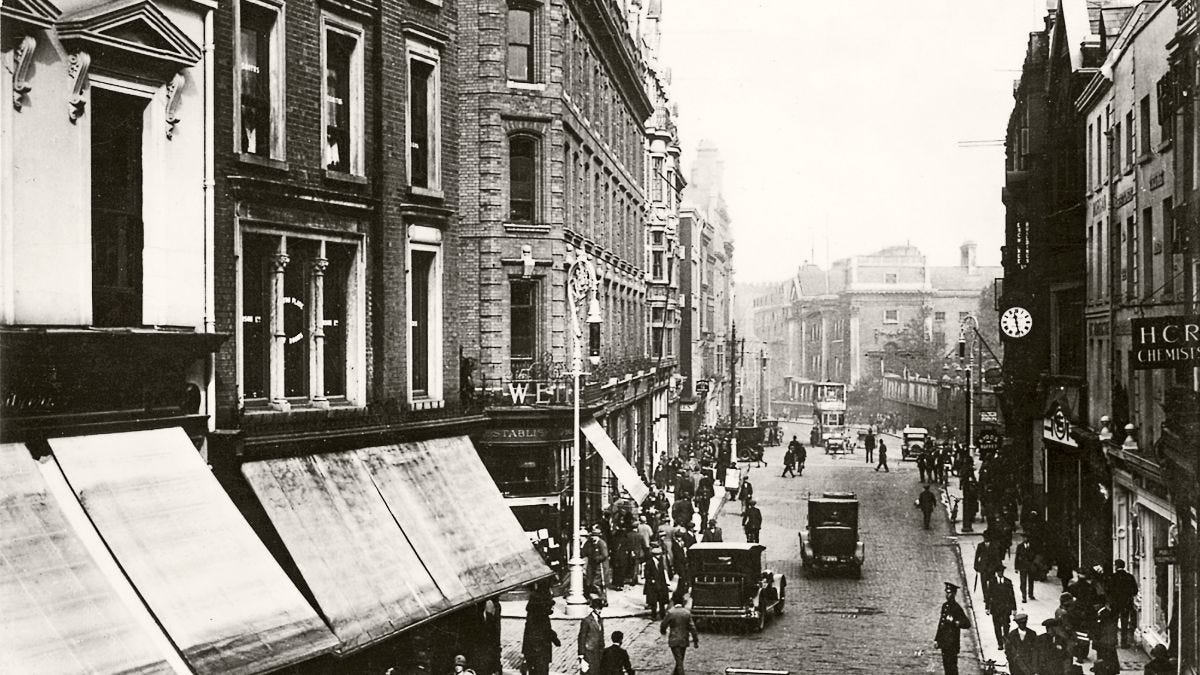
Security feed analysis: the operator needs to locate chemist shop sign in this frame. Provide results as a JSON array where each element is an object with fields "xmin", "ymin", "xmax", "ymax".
[{"xmin": 1131, "ymin": 315, "xmax": 1200, "ymax": 370}]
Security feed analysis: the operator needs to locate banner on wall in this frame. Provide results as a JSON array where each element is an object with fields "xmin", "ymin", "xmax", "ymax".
[{"xmin": 1131, "ymin": 315, "xmax": 1200, "ymax": 370}]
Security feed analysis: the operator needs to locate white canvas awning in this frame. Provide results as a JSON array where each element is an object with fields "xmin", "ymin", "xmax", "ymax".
[{"xmin": 580, "ymin": 418, "xmax": 650, "ymax": 503}]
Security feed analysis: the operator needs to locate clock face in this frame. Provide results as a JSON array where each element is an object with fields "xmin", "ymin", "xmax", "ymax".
[{"xmin": 1000, "ymin": 306, "xmax": 1033, "ymax": 338}]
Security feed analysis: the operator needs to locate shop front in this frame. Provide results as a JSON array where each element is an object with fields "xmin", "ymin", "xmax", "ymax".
[{"xmin": 1041, "ymin": 398, "xmax": 1112, "ymax": 572}]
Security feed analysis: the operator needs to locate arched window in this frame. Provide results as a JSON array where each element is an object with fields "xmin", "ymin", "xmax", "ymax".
[{"xmin": 509, "ymin": 134, "xmax": 537, "ymax": 223}]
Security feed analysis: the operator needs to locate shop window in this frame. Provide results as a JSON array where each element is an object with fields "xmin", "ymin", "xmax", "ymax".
[
  {"xmin": 480, "ymin": 447, "xmax": 554, "ymax": 496},
  {"xmin": 237, "ymin": 0, "xmax": 284, "ymax": 158},
  {"xmin": 408, "ymin": 227, "xmax": 443, "ymax": 403},
  {"xmin": 240, "ymin": 231, "xmax": 359, "ymax": 405},
  {"xmin": 91, "ymin": 89, "xmax": 147, "ymax": 327},
  {"xmin": 408, "ymin": 41, "xmax": 441, "ymax": 190},
  {"xmin": 506, "ymin": 5, "xmax": 535, "ymax": 82},
  {"xmin": 509, "ymin": 134, "xmax": 538, "ymax": 223},
  {"xmin": 510, "ymin": 279, "xmax": 538, "ymax": 375},
  {"xmin": 322, "ymin": 17, "xmax": 363, "ymax": 174}
]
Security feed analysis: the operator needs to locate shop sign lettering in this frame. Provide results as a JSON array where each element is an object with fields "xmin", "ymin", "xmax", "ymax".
[
  {"xmin": 1043, "ymin": 403, "xmax": 1078, "ymax": 448},
  {"xmin": 1149, "ymin": 171, "xmax": 1166, "ymax": 190},
  {"xmin": 1131, "ymin": 315, "xmax": 1200, "ymax": 370},
  {"xmin": 1116, "ymin": 187, "xmax": 1136, "ymax": 207},
  {"xmin": 504, "ymin": 379, "xmax": 573, "ymax": 406}
]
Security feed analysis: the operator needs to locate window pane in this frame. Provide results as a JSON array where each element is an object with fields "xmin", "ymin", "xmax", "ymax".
[
  {"xmin": 509, "ymin": 136, "xmax": 536, "ymax": 222},
  {"xmin": 325, "ymin": 31, "xmax": 354, "ymax": 172},
  {"xmin": 507, "ymin": 9, "xmax": 532, "ymax": 81},
  {"xmin": 507, "ymin": 46, "xmax": 531, "ymax": 82},
  {"xmin": 91, "ymin": 89, "xmax": 146, "ymax": 327},
  {"xmin": 241, "ymin": 233, "xmax": 274, "ymax": 399},
  {"xmin": 240, "ymin": 4, "xmax": 273, "ymax": 155},
  {"xmin": 283, "ymin": 240, "xmax": 316, "ymax": 397},
  {"xmin": 410, "ymin": 59, "xmax": 433, "ymax": 187},
  {"xmin": 324, "ymin": 243, "xmax": 351, "ymax": 398},
  {"xmin": 411, "ymin": 250, "xmax": 435, "ymax": 394},
  {"xmin": 510, "ymin": 280, "xmax": 537, "ymax": 369},
  {"xmin": 507, "ymin": 8, "xmax": 531, "ymax": 43}
]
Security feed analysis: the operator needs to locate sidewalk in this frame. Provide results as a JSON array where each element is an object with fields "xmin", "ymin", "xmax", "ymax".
[{"xmin": 937, "ymin": 477, "xmax": 1149, "ymax": 675}]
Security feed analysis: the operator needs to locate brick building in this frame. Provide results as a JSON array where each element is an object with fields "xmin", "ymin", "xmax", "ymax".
[{"xmin": 455, "ymin": 0, "xmax": 676, "ymax": 547}]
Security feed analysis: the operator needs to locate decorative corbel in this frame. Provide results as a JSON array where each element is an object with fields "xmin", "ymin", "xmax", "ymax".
[
  {"xmin": 12, "ymin": 36, "xmax": 37, "ymax": 111},
  {"xmin": 67, "ymin": 51, "xmax": 90, "ymax": 122},
  {"xmin": 164, "ymin": 71, "xmax": 185, "ymax": 139}
]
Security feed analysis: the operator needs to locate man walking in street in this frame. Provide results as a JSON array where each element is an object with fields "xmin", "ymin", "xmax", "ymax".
[
  {"xmin": 701, "ymin": 518, "xmax": 723, "ymax": 543},
  {"xmin": 736, "ymin": 478, "xmax": 754, "ymax": 514},
  {"xmin": 864, "ymin": 428, "xmax": 876, "ymax": 464},
  {"xmin": 660, "ymin": 590, "xmax": 699, "ymax": 675},
  {"xmin": 935, "ymin": 581, "xmax": 971, "ymax": 675},
  {"xmin": 1013, "ymin": 533, "xmax": 1036, "ymax": 602},
  {"xmin": 599, "ymin": 631, "xmax": 634, "ymax": 675},
  {"xmin": 578, "ymin": 598, "xmax": 605, "ymax": 674},
  {"xmin": 522, "ymin": 586, "xmax": 559, "ymax": 675},
  {"xmin": 874, "ymin": 440, "xmax": 890, "ymax": 472},
  {"xmin": 987, "ymin": 565, "xmax": 1018, "ymax": 648},
  {"xmin": 1003, "ymin": 613, "xmax": 1037, "ymax": 675},
  {"xmin": 583, "ymin": 526, "xmax": 609, "ymax": 606},
  {"xmin": 781, "ymin": 443, "xmax": 795, "ymax": 478},
  {"xmin": 643, "ymin": 546, "xmax": 670, "ymax": 620},
  {"xmin": 917, "ymin": 484, "xmax": 937, "ymax": 529},
  {"xmin": 742, "ymin": 498, "xmax": 762, "ymax": 543},
  {"xmin": 1106, "ymin": 558, "xmax": 1138, "ymax": 647},
  {"xmin": 795, "ymin": 441, "xmax": 807, "ymax": 476}
]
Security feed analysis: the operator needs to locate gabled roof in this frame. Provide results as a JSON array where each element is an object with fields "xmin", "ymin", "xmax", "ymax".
[
  {"xmin": 57, "ymin": 0, "xmax": 201, "ymax": 71},
  {"xmin": 1, "ymin": 0, "xmax": 61, "ymax": 28}
]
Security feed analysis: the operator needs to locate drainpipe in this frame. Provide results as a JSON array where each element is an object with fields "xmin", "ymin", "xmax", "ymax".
[{"xmin": 203, "ymin": 6, "xmax": 216, "ymax": 434}]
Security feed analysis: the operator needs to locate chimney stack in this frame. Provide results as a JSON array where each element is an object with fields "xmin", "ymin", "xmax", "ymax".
[{"xmin": 960, "ymin": 241, "xmax": 978, "ymax": 274}]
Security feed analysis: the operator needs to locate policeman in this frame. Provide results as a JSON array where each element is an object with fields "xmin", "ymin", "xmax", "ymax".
[{"xmin": 934, "ymin": 581, "xmax": 971, "ymax": 675}]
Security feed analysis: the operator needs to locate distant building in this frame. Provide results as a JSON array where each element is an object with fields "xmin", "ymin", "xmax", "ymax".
[{"xmin": 752, "ymin": 243, "xmax": 999, "ymax": 414}]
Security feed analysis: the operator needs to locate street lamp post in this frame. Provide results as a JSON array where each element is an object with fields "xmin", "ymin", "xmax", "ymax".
[
  {"xmin": 566, "ymin": 250, "xmax": 602, "ymax": 611},
  {"xmin": 958, "ymin": 315, "xmax": 980, "ymax": 453}
]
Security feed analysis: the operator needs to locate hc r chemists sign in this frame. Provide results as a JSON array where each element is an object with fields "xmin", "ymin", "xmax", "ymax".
[
  {"xmin": 1042, "ymin": 402, "xmax": 1077, "ymax": 448},
  {"xmin": 1131, "ymin": 315, "xmax": 1200, "ymax": 370}
]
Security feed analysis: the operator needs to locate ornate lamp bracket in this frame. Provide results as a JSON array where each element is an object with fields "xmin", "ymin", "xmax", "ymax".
[
  {"xmin": 12, "ymin": 35, "xmax": 37, "ymax": 111},
  {"xmin": 164, "ymin": 71, "xmax": 184, "ymax": 138},
  {"xmin": 67, "ymin": 50, "xmax": 90, "ymax": 122}
]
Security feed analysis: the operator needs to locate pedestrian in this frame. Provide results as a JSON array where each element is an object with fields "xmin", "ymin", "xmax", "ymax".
[
  {"xmin": 795, "ymin": 441, "xmax": 807, "ymax": 476},
  {"xmin": 917, "ymin": 451, "xmax": 930, "ymax": 483},
  {"xmin": 701, "ymin": 518, "xmax": 723, "ymax": 543},
  {"xmin": 583, "ymin": 525, "xmax": 610, "ymax": 607},
  {"xmin": 671, "ymin": 495, "xmax": 694, "ymax": 529},
  {"xmin": 452, "ymin": 654, "xmax": 476, "ymax": 675},
  {"xmin": 656, "ymin": 521, "xmax": 676, "ymax": 577},
  {"xmin": 1014, "ymin": 533, "xmax": 1036, "ymax": 602},
  {"xmin": 599, "ymin": 631, "xmax": 635, "ymax": 675},
  {"xmin": 874, "ymin": 441, "xmax": 889, "ymax": 472},
  {"xmin": 934, "ymin": 581, "xmax": 972, "ymax": 675},
  {"xmin": 736, "ymin": 478, "xmax": 754, "ymax": 514},
  {"xmin": 1035, "ymin": 619, "xmax": 1071, "ymax": 675},
  {"xmin": 864, "ymin": 428, "xmax": 876, "ymax": 464},
  {"xmin": 578, "ymin": 597, "xmax": 605, "ymax": 674},
  {"xmin": 742, "ymin": 498, "xmax": 762, "ymax": 543},
  {"xmin": 987, "ymin": 565, "xmax": 1017, "ymax": 648},
  {"xmin": 781, "ymin": 444, "xmax": 796, "ymax": 478},
  {"xmin": 1056, "ymin": 549, "xmax": 1075, "ymax": 593},
  {"xmin": 917, "ymin": 484, "xmax": 937, "ymax": 530},
  {"xmin": 643, "ymin": 546, "xmax": 670, "ymax": 620},
  {"xmin": 521, "ymin": 589, "xmax": 559, "ymax": 675},
  {"xmin": 660, "ymin": 590, "xmax": 699, "ymax": 675},
  {"xmin": 1092, "ymin": 605, "xmax": 1119, "ymax": 666},
  {"xmin": 623, "ymin": 525, "xmax": 645, "ymax": 586},
  {"xmin": 1004, "ymin": 613, "xmax": 1038, "ymax": 675},
  {"xmin": 694, "ymin": 476, "xmax": 714, "ymax": 524},
  {"xmin": 1144, "ymin": 644, "xmax": 1175, "ymax": 675},
  {"xmin": 974, "ymin": 538, "xmax": 1001, "ymax": 610},
  {"xmin": 636, "ymin": 515, "xmax": 654, "ymax": 561},
  {"xmin": 1106, "ymin": 559, "xmax": 1138, "ymax": 647}
]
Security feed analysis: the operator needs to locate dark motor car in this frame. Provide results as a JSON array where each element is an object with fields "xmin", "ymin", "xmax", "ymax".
[
  {"xmin": 688, "ymin": 543, "xmax": 786, "ymax": 632},
  {"xmin": 799, "ymin": 492, "xmax": 865, "ymax": 577}
]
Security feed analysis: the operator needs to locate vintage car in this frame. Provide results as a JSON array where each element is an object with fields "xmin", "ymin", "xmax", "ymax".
[
  {"xmin": 688, "ymin": 543, "xmax": 786, "ymax": 632},
  {"xmin": 799, "ymin": 493, "xmax": 865, "ymax": 577},
  {"xmin": 900, "ymin": 427, "xmax": 929, "ymax": 460},
  {"xmin": 822, "ymin": 427, "xmax": 854, "ymax": 455}
]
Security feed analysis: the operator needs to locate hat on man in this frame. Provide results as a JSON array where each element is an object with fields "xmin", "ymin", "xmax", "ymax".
[
  {"xmin": 1059, "ymin": 592, "xmax": 1074, "ymax": 603},
  {"xmin": 944, "ymin": 581, "xmax": 960, "ymax": 593},
  {"xmin": 649, "ymin": 546, "xmax": 663, "ymax": 555},
  {"xmin": 1014, "ymin": 613, "xmax": 1028, "ymax": 623},
  {"xmin": 747, "ymin": 499, "xmax": 757, "ymax": 506},
  {"xmin": 590, "ymin": 524, "xmax": 602, "ymax": 535},
  {"xmin": 589, "ymin": 597, "xmax": 605, "ymax": 609},
  {"xmin": 454, "ymin": 655, "xmax": 467, "ymax": 667},
  {"xmin": 1042, "ymin": 618, "xmax": 1060, "ymax": 627},
  {"xmin": 1092, "ymin": 564, "xmax": 1104, "ymax": 575}
]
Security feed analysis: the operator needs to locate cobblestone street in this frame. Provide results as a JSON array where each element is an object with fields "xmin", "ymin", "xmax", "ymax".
[{"xmin": 501, "ymin": 421, "xmax": 980, "ymax": 675}]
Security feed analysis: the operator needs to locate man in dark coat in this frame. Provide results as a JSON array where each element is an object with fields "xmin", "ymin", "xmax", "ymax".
[
  {"xmin": 660, "ymin": 591, "xmax": 699, "ymax": 675},
  {"xmin": 742, "ymin": 499, "xmax": 762, "ymax": 543},
  {"xmin": 671, "ymin": 496, "xmax": 695, "ymax": 529},
  {"xmin": 874, "ymin": 441, "xmax": 890, "ymax": 472},
  {"xmin": 1003, "ymin": 613, "xmax": 1037, "ymax": 675},
  {"xmin": 693, "ymin": 477, "xmax": 714, "ymax": 524},
  {"xmin": 583, "ymin": 526, "xmax": 610, "ymax": 606},
  {"xmin": 701, "ymin": 519, "xmax": 723, "ymax": 543},
  {"xmin": 781, "ymin": 445, "xmax": 796, "ymax": 478},
  {"xmin": 918, "ymin": 484, "xmax": 937, "ymax": 529},
  {"xmin": 643, "ymin": 546, "xmax": 670, "ymax": 620},
  {"xmin": 934, "ymin": 581, "xmax": 971, "ymax": 675},
  {"xmin": 794, "ymin": 442, "xmax": 807, "ymax": 475},
  {"xmin": 864, "ymin": 429, "xmax": 876, "ymax": 464},
  {"xmin": 522, "ymin": 584, "xmax": 558, "ymax": 675},
  {"xmin": 1013, "ymin": 533, "xmax": 1037, "ymax": 602},
  {"xmin": 599, "ymin": 631, "xmax": 634, "ymax": 675},
  {"xmin": 1034, "ymin": 618, "xmax": 1071, "ymax": 675},
  {"xmin": 578, "ymin": 598, "xmax": 605, "ymax": 674},
  {"xmin": 1106, "ymin": 559, "xmax": 1138, "ymax": 647},
  {"xmin": 987, "ymin": 566, "xmax": 1018, "ymax": 647},
  {"xmin": 974, "ymin": 539, "xmax": 1001, "ymax": 611}
]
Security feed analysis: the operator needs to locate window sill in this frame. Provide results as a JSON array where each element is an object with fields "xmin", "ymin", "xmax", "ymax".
[
  {"xmin": 409, "ymin": 185, "xmax": 444, "ymax": 200},
  {"xmin": 504, "ymin": 221, "xmax": 551, "ymax": 234},
  {"xmin": 507, "ymin": 80, "xmax": 546, "ymax": 91},
  {"xmin": 324, "ymin": 169, "xmax": 368, "ymax": 185},
  {"xmin": 406, "ymin": 398, "xmax": 444, "ymax": 411},
  {"xmin": 238, "ymin": 153, "xmax": 289, "ymax": 172},
  {"xmin": 241, "ymin": 398, "xmax": 362, "ymax": 416}
]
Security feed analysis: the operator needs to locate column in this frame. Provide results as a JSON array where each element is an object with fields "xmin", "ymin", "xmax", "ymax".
[
  {"xmin": 269, "ymin": 244, "xmax": 290, "ymax": 411},
  {"xmin": 309, "ymin": 243, "xmax": 329, "ymax": 408}
]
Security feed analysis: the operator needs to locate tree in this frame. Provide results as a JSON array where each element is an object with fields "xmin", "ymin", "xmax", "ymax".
[
  {"xmin": 882, "ymin": 308, "xmax": 948, "ymax": 379},
  {"xmin": 975, "ymin": 282, "xmax": 1003, "ymax": 365}
]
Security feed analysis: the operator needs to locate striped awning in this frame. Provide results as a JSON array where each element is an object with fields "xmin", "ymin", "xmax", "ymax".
[{"xmin": 241, "ymin": 435, "xmax": 553, "ymax": 654}]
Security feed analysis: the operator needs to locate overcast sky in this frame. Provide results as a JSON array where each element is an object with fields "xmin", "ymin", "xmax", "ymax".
[{"xmin": 659, "ymin": 0, "xmax": 1048, "ymax": 284}]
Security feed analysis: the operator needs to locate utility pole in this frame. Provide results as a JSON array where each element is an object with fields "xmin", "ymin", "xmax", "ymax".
[
  {"xmin": 758, "ymin": 349, "xmax": 766, "ymax": 424},
  {"xmin": 729, "ymin": 322, "xmax": 739, "ymax": 425}
]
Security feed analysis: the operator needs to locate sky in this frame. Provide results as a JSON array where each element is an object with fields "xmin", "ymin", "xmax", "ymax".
[{"xmin": 658, "ymin": 0, "xmax": 1049, "ymax": 284}]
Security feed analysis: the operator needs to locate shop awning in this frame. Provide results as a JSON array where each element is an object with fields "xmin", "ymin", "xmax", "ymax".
[
  {"xmin": 0, "ymin": 443, "xmax": 190, "ymax": 674},
  {"xmin": 241, "ymin": 435, "xmax": 553, "ymax": 654},
  {"xmin": 49, "ymin": 429, "xmax": 339, "ymax": 675},
  {"xmin": 580, "ymin": 418, "xmax": 650, "ymax": 503}
]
